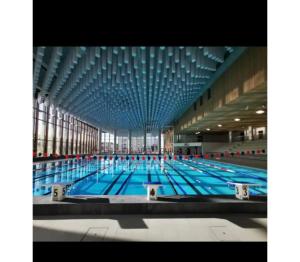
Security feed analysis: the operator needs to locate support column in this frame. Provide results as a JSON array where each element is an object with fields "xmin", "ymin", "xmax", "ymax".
[
  {"xmin": 94, "ymin": 129, "xmax": 96, "ymax": 153},
  {"xmin": 229, "ymin": 131, "xmax": 232, "ymax": 143},
  {"xmin": 158, "ymin": 129, "xmax": 161, "ymax": 154},
  {"xmin": 129, "ymin": 130, "xmax": 132, "ymax": 154},
  {"xmin": 59, "ymin": 112, "xmax": 64, "ymax": 155},
  {"xmin": 78, "ymin": 122, "xmax": 82, "ymax": 154},
  {"xmin": 65, "ymin": 114, "xmax": 70, "ymax": 155},
  {"xmin": 82, "ymin": 124, "xmax": 86, "ymax": 154},
  {"xmin": 99, "ymin": 129, "xmax": 102, "ymax": 154},
  {"xmin": 113, "ymin": 130, "xmax": 117, "ymax": 154},
  {"xmin": 70, "ymin": 117, "xmax": 74, "ymax": 154},
  {"xmin": 86, "ymin": 127, "xmax": 90, "ymax": 154},
  {"xmin": 33, "ymin": 99, "xmax": 39, "ymax": 154},
  {"xmin": 85, "ymin": 125, "xmax": 88, "ymax": 154},
  {"xmin": 172, "ymin": 129, "xmax": 175, "ymax": 155},
  {"xmin": 94, "ymin": 128, "xmax": 98, "ymax": 154},
  {"xmin": 248, "ymin": 126, "xmax": 253, "ymax": 141},
  {"xmin": 144, "ymin": 129, "xmax": 147, "ymax": 154},
  {"xmin": 43, "ymin": 105, "xmax": 50, "ymax": 156},
  {"xmin": 75, "ymin": 120, "xmax": 79, "ymax": 154},
  {"xmin": 52, "ymin": 108, "xmax": 57, "ymax": 155}
]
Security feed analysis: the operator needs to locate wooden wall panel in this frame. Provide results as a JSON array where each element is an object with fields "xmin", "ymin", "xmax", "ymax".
[{"xmin": 176, "ymin": 47, "xmax": 267, "ymax": 132}]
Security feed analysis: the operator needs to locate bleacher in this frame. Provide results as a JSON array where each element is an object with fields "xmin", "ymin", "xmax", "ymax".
[{"xmin": 205, "ymin": 139, "xmax": 267, "ymax": 158}]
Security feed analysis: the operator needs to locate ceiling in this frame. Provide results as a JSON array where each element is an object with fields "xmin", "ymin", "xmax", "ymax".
[{"xmin": 33, "ymin": 46, "xmax": 244, "ymax": 130}]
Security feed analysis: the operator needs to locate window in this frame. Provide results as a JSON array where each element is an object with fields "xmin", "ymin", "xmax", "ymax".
[
  {"xmin": 207, "ymin": 88, "xmax": 211, "ymax": 100},
  {"xmin": 116, "ymin": 130, "xmax": 129, "ymax": 154},
  {"xmin": 33, "ymin": 104, "xmax": 99, "ymax": 156},
  {"xmin": 101, "ymin": 131, "xmax": 114, "ymax": 154},
  {"xmin": 131, "ymin": 130, "xmax": 144, "ymax": 154},
  {"xmin": 146, "ymin": 130, "xmax": 159, "ymax": 154}
]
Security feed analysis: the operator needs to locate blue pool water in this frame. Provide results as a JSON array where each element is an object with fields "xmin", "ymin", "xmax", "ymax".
[{"xmin": 33, "ymin": 158, "xmax": 267, "ymax": 196}]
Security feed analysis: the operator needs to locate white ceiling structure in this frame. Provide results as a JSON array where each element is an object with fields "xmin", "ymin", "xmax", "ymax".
[{"xmin": 33, "ymin": 46, "xmax": 244, "ymax": 130}]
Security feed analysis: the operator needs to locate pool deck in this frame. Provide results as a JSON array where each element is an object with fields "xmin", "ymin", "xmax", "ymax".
[
  {"xmin": 33, "ymin": 195, "xmax": 267, "ymax": 216},
  {"xmin": 33, "ymin": 213, "xmax": 267, "ymax": 241}
]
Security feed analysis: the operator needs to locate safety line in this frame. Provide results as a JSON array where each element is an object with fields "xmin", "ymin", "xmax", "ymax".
[
  {"xmin": 115, "ymin": 162, "xmax": 141, "ymax": 195},
  {"xmin": 33, "ymin": 161, "xmax": 89, "ymax": 181},
  {"xmin": 153, "ymin": 162, "xmax": 165, "ymax": 194},
  {"xmin": 194, "ymin": 159, "xmax": 267, "ymax": 182},
  {"xmin": 102, "ymin": 161, "xmax": 133, "ymax": 195},
  {"xmin": 147, "ymin": 170, "xmax": 152, "ymax": 183},
  {"xmin": 34, "ymin": 160, "xmax": 72, "ymax": 171},
  {"xmin": 157, "ymin": 161, "xmax": 179, "ymax": 194},
  {"xmin": 102, "ymin": 170, "xmax": 126, "ymax": 195},
  {"xmin": 42, "ymin": 163, "xmax": 113, "ymax": 195},
  {"xmin": 178, "ymin": 159, "xmax": 234, "ymax": 184},
  {"xmin": 165, "ymin": 161, "xmax": 202, "ymax": 195},
  {"xmin": 115, "ymin": 170, "xmax": 135, "ymax": 195},
  {"xmin": 178, "ymin": 160, "xmax": 265, "ymax": 195}
]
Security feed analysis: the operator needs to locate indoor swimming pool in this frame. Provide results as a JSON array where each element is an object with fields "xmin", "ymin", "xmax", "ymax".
[{"xmin": 33, "ymin": 157, "xmax": 267, "ymax": 196}]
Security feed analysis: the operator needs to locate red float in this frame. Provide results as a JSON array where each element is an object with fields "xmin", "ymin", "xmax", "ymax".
[
  {"xmin": 163, "ymin": 156, "xmax": 167, "ymax": 160},
  {"xmin": 121, "ymin": 156, "xmax": 124, "ymax": 160},
  {"xmin": 257, "ymin": 149, "xmax": 261, "ymax": 154},
  {"xmin": 65, "ymin": 155, "xmax": 68, "ymax": 159},
  {"xmin": 109, "ymin": 156, "xmax": 113, "ymax": 160},
  {"xmin": 173, "ymin": 155, "xmax": 177, "ymax": 160},
  {"xmin": 132, "ymin": 156, "xmax": 135, "ymax": 160},
  {"xmin": 43, "ymin": 152, "xmax": 48, "ymax": 157},
  {"xmin": 142, "ymin": 156, "xmax": 145, "ymax": 160},
  {"xmin": 153, "ymin": 156, "xmax": 156, "ymax": 160},
  {"xmin": 205, "ymin": 154, "xmax": 209, "ymax": 159}
]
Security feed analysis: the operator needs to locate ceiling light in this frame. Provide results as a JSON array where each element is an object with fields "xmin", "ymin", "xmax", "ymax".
[
  {"xmin": 256, "ymin": 110, "xmax": 265, "ymax": 114},
  {"xmin": 195, "ymin": 131, "xmax": 200, "ymax": 135},
  {"xmin": 234, "ymin": 118, "xmax": 240, "ymax": 122},
  {"xmin": 217, "ymin": 124, "xmax": 222, "ymax": 127},
  {"xmin": 206, "ymin": 128, "xmax": 210, "ymax": 131}
]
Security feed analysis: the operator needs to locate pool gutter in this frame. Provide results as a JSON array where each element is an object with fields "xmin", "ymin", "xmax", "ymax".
[{"xmin": 33, "ymin": 195, "xmax": 267, "ymax": 216}]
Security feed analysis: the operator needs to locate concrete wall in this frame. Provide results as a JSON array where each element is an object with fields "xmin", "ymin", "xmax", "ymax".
[
  {"xmin": 202, "ymin": 132, "xmax": 229, "ymax": 142},
  {"xmin": 202, "ymin": 142, "xmax": 230, "ymax": 153}
]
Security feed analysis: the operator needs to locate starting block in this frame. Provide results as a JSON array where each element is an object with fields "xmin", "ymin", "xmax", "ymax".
[
  {"xmin": 143, "ymin": 182, "xmax": 162, "ymax": 200},
  {"xmin": 42, "ymin": 182, "xmax": 73, "ymax": 201},
  {"xmin": 227, "ymin": 182, "xmax": 261, "ymax": 200}
]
